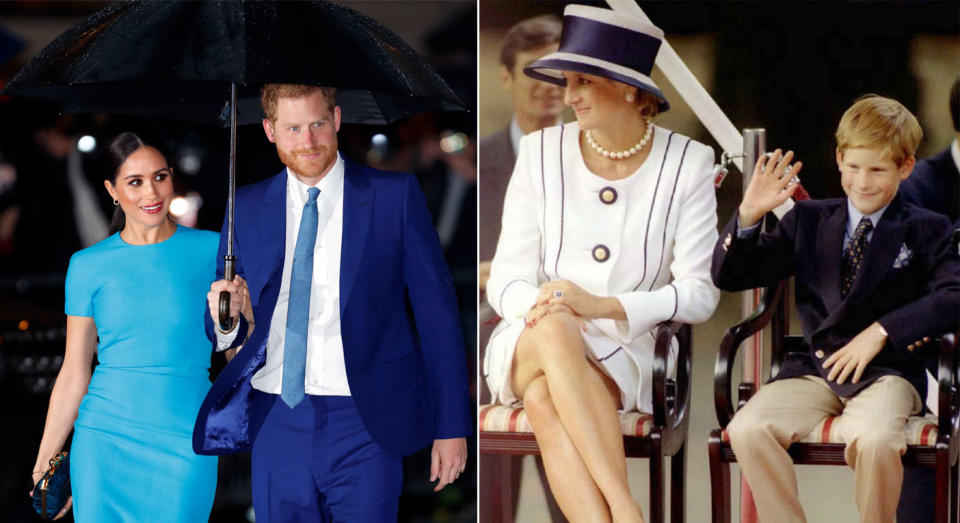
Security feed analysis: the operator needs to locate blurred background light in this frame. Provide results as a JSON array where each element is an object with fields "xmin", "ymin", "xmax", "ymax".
[{"xmin": 77, "ymin": 135, "xmax": 96, "ymax": 153}]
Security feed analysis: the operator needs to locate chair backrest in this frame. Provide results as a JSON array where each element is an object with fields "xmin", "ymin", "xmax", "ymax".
[
  {"xmin": 714, "ymin": 280, "xmax": 786, "ymax": 428},
  {"xmin": 764, "ymin": 277, "xmax": 808, "ymax": 379}
]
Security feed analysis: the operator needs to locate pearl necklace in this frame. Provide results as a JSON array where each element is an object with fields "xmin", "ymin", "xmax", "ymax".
[{"xmin": 585, "ymin": 118, "xmax": 653, "ymax": 160}]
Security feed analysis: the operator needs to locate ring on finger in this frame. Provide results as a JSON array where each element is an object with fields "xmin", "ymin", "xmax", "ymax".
[{"xmin": 553, "ymin": 290, "xmax": 563, "ymax": 298}]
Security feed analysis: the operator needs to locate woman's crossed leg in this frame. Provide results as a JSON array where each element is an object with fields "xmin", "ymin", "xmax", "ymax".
[{"xmin": 512, "ymin": 311, "xmax": 644, "ymax": 523}]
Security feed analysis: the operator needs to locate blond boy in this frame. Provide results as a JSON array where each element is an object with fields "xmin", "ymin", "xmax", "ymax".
[{"xmin": 711, "ymin": 95, "xmax": 960, "ymax": 522}]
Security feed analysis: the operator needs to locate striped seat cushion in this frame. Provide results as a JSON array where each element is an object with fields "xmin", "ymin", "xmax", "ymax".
[
  {"xmin": 479, "ymin": 404, "xmax": 654, "ymax": 437},
  {"xmin": 721, "ymin": 414, "xmax": 938, "ymax": 446}
]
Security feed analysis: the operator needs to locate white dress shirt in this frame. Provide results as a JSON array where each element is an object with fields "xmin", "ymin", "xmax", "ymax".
[
  {"xmin": 218, "ymin": 154, "xmax": 350, "ymax": 396},
  {"xmin": 509, "ymin": 117, "xmax": 524, "ymax": 156},
  {"xmin": 509, "ymin": 116, "xmax": 563, "ymax": 156},
  {"xmin": 842, "ymin": 199, "xmax": 887, "ymax": 250}
]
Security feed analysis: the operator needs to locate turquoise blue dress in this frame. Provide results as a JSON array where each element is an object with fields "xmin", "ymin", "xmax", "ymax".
[{"xmin": 65, "ymin": 225, "xmax": 219, "ymax": 522}]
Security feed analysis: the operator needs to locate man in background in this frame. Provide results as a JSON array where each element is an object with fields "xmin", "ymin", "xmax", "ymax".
[
  {"xmin": 479, "ymin": 15, "xmax": 563, "ymax": 284},
  {"xmin": 899, "ymin": 77, "xmax": 959, "ymax": 226}
]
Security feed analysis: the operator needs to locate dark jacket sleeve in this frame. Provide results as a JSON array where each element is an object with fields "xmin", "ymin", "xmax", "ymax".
[
  {"xmin": 711, "ymin": 207, "xmax": 800, "ymax": 292},
  {"xmin": 401, "ymin": 173, "xmax": 473, "ymax": 439},
  {"xmin": 878, "ymin": 215, "xmax": 960, "ymax": 359}
]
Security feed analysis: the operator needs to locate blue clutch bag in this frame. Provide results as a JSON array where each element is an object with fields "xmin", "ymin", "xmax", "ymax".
[{"xmin": 32, "ymin": 451, "xmax": 71, "ymax": 520}]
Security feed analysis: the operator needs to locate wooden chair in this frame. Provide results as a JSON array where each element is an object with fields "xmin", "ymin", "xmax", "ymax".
[
  {"xmin": 479, "ymin": 321, "xmax": 692, "ymax": 523},
  {"xmin": 708, "ymin": 281, "xmax": 960, "ymax": 523}
]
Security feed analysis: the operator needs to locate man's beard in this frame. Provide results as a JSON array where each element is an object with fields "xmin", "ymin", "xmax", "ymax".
[{"xmin": 277, "ymin": 143, "xmax": 337, "ymax": 179}]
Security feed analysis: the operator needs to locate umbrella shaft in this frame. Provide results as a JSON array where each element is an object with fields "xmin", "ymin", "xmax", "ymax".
[{"xmin": 226, "ymin": 82, "xmax": 237, "ymax": 256}]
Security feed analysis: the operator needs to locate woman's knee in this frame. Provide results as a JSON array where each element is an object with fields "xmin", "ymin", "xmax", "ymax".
[{"xmin": 518, "ymin": 312, "xmax": 585, "ymax": 362}]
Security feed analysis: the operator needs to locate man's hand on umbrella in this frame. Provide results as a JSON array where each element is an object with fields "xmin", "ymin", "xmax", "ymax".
[
  {"xmin": 430, "ymin": 437, "xmax": 467, "ymax": 491},
  {"xmin": 207, "ymin": 276, "xmax": 252, "ymax": 332}
]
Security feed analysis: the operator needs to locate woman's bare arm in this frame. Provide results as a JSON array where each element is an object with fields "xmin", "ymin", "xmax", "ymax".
[{"xmin": 32, "ymin": 315, "xmax": 97, "ymax": 483}]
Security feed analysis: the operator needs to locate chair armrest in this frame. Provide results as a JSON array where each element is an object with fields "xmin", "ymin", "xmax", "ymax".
[
  {"xmin": 652, "ymin": 321, "xmax": 692, "ymax": 432},
  {"xmin": 713, "ymin": 281, "xmax": 786, "ymax": 428},
  {"xmin": 936, "ymin": 331, "xmax": 959, "ymax": 463}
]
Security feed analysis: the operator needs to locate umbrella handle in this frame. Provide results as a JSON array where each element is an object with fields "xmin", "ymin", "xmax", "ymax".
[{"xmin": 218, "ymin": 256, "xmax": 237, "ymax": 332}]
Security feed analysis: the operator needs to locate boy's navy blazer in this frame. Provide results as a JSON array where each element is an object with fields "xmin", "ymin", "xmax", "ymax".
[
  {"xmin": 192, "ymin": 159, "xmax": 473, "ymax": 457},
  {"xmin": 712, "ymin": 195, "xmax": 959, "ymax": 399}
]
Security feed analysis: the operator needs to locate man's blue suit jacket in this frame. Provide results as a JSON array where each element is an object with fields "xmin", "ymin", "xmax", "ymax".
[{"xmin": 193, "ymin": 159, "xmax": 473, "ymax": 457}]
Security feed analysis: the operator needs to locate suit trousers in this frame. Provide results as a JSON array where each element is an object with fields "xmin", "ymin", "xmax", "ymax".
[
  {"xmin": 250, "ymin": 392, "xmax": 403, "ymax": 523},
  {"xmin": 726, "ymin": 375, "xmax": 922, "ymax": 523}
]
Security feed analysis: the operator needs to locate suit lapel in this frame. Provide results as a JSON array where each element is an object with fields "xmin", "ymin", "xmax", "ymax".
[
  {"xmin": 259, "ymin": 171, "xmax": 288, "ymax": 288},
  {"xmin": 845, "ymin": 197, "xmax": 905, "ymax": 302},
  {"xmin": 340, "ymin": 160, "xmax": 374, "ymax": 313},
  {"xmin": 816, "ymin": 203, "xmax": 847, "ymax": 314},
  {"xmin": 816, "ymin": 197, "xmax": 906, "ymax": 335}
]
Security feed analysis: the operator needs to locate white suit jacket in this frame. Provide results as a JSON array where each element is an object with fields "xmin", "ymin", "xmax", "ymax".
[{"xmin": 485, "ymin": 122, "xmax": 720, "ymax": 411}]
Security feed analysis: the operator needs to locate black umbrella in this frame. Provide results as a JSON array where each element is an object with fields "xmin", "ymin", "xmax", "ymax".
[
  {"xmin": 3, "ymin": 0, "xmax": 465, "ymax": 329},
  {"xmin": 4, "ymin": 0, "xmax": 464, "ymax": 125}
]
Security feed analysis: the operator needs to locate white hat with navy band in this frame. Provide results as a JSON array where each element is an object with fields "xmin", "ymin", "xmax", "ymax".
[{"xmin": 524, "ymin": 4, "xmax": 670, "ymax": 113}]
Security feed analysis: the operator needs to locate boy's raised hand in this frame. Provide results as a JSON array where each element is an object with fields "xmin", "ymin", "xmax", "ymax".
[{"xmin": 738, "ymin": 149, "xmax": 803, "ymax": 228}]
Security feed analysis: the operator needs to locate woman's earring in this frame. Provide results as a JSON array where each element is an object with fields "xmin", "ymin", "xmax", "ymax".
[
  {"xmin": 625, "ymin": 92, "xmax": 635, "ymax": 103},
  {"xmin": 113, "ymin": 199, "xmax": 119, "ymax": 205}
]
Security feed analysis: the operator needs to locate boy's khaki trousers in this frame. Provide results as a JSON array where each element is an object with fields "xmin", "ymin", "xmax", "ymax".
[{"xmin": 726, "ymin": 374, "xmax": 922, "ymax": 523}]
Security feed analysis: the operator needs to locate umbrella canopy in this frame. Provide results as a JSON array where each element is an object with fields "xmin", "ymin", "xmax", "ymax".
[
  {"xmin": 3, "ymin": 0, "xmax": 468, "ymax": 329},
  {"xmin": 2, "ymin": 0, "xmax": 465, "ymax": 125}
]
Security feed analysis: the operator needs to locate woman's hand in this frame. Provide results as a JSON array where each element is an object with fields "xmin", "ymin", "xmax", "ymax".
[
  {"xmin": 53, "ymin": 497, "xmax": 72, "ymax": 519},
  {"xmin": 28, "ymin": 469, "xmax": 72, "ymax": 520},
  {"xmin": 738, "ymin": 149, "xmax": 803, "ymax": 228},
  {"xmin": 536, "ymin": 280, "xmax": 599, "ymax": 316},
  {"xmin": 29, "ymin": 468, "xmax": 43, "ymax": 499},
  {"xmin": 525, "ymin": 302, "xmax": 586, "ymax": 331},
  {"xmin": 534, "ymin": 280, "xmax": 625, "ymax": 321},
  {"xmin": 30, "ymin": 469, "xmax": 43, "ymax": 491}
]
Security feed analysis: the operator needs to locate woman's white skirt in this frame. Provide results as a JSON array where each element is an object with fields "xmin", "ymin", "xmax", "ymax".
[{"xmin": 482, "ymin": 318, "xmax": 676, "ymax": 414}]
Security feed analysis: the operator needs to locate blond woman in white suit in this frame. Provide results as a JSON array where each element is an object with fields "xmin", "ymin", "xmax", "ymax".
[{"xmin": 484, "ymin": 6, "xmax": 720, "ymax": 522}]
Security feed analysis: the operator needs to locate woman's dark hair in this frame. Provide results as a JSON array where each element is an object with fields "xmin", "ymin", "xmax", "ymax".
[{"xmin": 105, "ymin": 132, "xmax": 148, "ymax": 233}]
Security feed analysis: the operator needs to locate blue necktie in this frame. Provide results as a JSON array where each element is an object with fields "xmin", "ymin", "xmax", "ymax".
[
  {"xmin": 841, "ymin": 217, "xmax": 873, "ymax": 298},
  {"xmin": 281, "ymin": 186, "xmax": 320, "ymax": 408}
]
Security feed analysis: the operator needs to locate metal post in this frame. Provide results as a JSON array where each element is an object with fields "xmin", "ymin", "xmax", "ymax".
[
  {"xmin": 740, "ymin": 128, "xmax": 766, "ymax": 523},
  {"xmin": 741, "ymin": 128, "xmax": 765, "ymax": 384}
]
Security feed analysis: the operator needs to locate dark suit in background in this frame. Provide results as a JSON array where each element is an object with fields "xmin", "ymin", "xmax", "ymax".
[
  {"xmin": 897, "ymin": 142, "xmax": 959, "ymax": 522},
  {"xmin": 900, "ymin": 145, "xmax": 959, "ymax": 224},
  {"xmin": 478, "ymin": 127, "xmax": 514, "ymax": 265}
]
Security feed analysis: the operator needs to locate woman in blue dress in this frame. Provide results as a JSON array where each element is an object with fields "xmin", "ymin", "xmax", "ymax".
[{"xmin": 31, "ymin": 132, "xmax": 251, "ymax": 521}]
